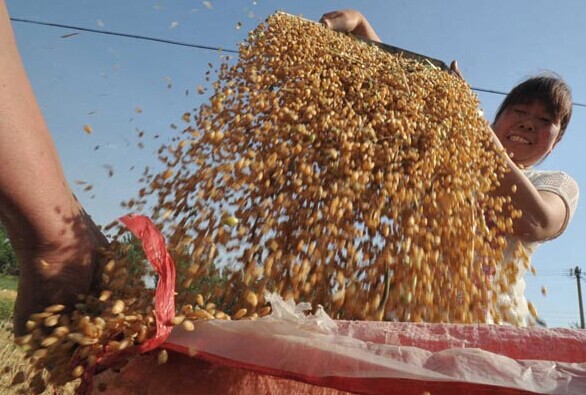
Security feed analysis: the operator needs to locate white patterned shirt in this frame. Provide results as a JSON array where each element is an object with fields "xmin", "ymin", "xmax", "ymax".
[{"xmin": 496, "ymin": 170, "xmax": 579, "ymax": 326}]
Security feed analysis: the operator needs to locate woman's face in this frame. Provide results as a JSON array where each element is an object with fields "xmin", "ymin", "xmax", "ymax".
[{"xmin": 492, "ymin": 101, "xmax": 561, "ymax": 167}]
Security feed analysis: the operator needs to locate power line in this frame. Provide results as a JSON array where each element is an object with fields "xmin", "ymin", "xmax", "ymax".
[
  {"xmin": 9, "ymin": 16, "xmax": 586, "ymax": 108},
  {"xmin": 539, "ymin": 311, "xmax": 583, "ymax": 317},
  {"xmin": 539, "ymin": 310, "xmax": 582, "ymax": 315},
  {"xmin": 526, "ymin": 268, "xmax": 580, "ymax": 277},
  {"xmin": 9, "ymin": 17, "xmax": 238, "ymax": 54},
  {"xmin": 533, "ymin": 272, "xmax": 574, "ymax": 277},
  {"xmin": 543, "ymin": 317, "xmax": 577, "ymax": 321}
]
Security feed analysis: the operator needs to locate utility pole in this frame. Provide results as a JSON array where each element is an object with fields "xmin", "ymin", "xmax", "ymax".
[{"xmin": 572, "ymin": 266, "xmax": 585, "ymax": 329}]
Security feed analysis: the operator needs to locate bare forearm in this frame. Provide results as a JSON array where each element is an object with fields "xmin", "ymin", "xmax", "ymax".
[
  {"xmin": 321, "ymin": 10, "xmax": 382, "ymax": 42},
  {"xmin": 490, "ymin": 136, "xmax": 566, "ymax": 242},
  {"xmin": 352, "ymin": 16, "xmax": 381, "ymax": 42},
  {"xmin": 1, "ymin": 0, "xmax": 109, "ymax": 336},
  {"xmin": 0, "ymin": 0, "xmax": 82, "ymax": 245}
]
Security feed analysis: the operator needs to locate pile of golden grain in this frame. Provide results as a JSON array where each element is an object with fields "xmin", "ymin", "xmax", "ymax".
[{"xmin": 13, "ymin": 12, "xmax": 526, "ymax": 390}]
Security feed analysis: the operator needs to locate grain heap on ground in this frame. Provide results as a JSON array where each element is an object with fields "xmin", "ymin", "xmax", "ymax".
[{"xmin": 15, "ymin": 11, "xmax": 526, "ymax": 390}]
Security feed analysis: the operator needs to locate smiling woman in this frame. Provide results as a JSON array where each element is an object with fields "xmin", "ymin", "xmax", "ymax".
[
  {"xmin": 489, "ymin": 75, "xmax": 576, "ymax": 239},
  {"xmin": 486, "ymin": 74, "xmax": 579, "ymax": 325}
]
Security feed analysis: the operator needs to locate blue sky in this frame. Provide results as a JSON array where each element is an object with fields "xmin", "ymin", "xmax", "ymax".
[{"xmin": 6, "ymin": 0, "xmax": 586, "ymax": 328}]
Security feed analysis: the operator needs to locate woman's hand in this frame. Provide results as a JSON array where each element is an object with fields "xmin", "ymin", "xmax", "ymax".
[
  {"xmin": 450, "ymin": 60, "xmax": 465, "ymax": 80},
  {"xmin": 320, "ymin": 9, "xmax": 381, "ymax": 42},
  {"xmin": 320, "ymin": 10, "xmax": 364, "ymax": 33}
]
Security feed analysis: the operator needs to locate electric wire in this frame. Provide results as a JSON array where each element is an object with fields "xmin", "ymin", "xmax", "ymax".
[{"xmin": 9, "ymin": 16, "xmax": 239, "ymax": 54}]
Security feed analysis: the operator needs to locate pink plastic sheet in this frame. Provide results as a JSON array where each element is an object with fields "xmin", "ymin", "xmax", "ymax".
[
  {"xmin": 160, "ymin": 307, "xmax": 586, "ymax": 394},
  {"xmin": 90, "ymin": 215, "xmax": 586, "ymax": 394}
]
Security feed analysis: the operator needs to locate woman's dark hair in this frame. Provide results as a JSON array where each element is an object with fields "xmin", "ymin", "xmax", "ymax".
[{"xmin": 494, "ymin": 73, "xmax": 573, "ymax": 140}]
